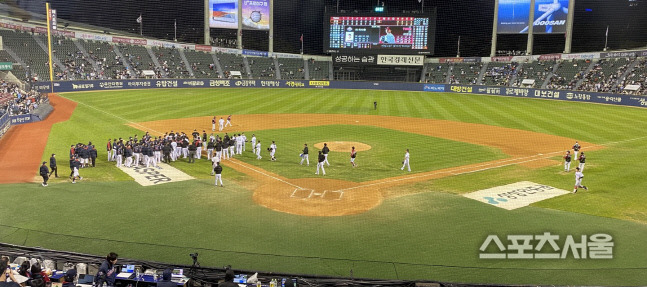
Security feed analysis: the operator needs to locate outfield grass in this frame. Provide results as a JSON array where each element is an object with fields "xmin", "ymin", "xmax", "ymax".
[{"xmin": 1, "ymin": 88, "xmax": 646, "ymax": 285}]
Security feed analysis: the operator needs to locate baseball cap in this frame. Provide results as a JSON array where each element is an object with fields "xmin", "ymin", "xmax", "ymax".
[{"xmin": 42, "ymin": 161, "xmax": 47, "ymax": 164}]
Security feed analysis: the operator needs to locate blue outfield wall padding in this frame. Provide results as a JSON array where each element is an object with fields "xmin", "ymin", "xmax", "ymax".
[{"xmin": 30, "ymin": 79, "xmax": 647, "ymax": 109}]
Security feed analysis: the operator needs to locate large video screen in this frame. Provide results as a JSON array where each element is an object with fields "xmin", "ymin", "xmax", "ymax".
[
  {"xmin": 210, "ymin": 0, "xmax": 270, "ymax": 30},
  {"xmin": 324, "ymin": 13, "xmax": 436, "ymax": 55},
  {"xmin": 209, "ymin": 0, "xmax": 238, "ymax": 29},
  {"xmin": 497, "ymin": 0, "xmax": 570, "ymax": 34}
]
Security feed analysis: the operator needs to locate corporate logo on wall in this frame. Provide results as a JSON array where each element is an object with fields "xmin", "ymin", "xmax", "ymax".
[
  {"xmin": 463, "ymin": 181, "xmax": 570, "ymax": 210},
  {"xmin": 118, "ymin": 163, "xmax": 194, "ymax": 186},
  {"xmin": 423, "ymin": 84, "xmax": 445, "ymax": 92},
  {"xmin": 285, "ymin": 81, "xmax": 305, "ymax": 88},
  {"xmin": 309, "ymin": 81, "xmax": 330, "ymax": 88}
]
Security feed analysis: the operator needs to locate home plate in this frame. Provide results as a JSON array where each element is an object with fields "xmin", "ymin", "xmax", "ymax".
[
  {"xmin": 463, "ymin": 181, "xmax": 570, "ymax": 210},
  {"xmin": 118, "ymin": 163, "xmax": 194, "ymax": 186}
]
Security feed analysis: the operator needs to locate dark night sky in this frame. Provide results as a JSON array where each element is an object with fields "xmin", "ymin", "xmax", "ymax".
[{"xmin": 12, "ymin": 0, "xmax": 647, "ymax": 56}]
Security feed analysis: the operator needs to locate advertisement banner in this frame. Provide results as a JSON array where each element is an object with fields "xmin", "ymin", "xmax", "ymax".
[
  {"xmin": 112, "ymin": 37, "xmax": 147, "ymax": 45},
  {"xmin": 76, "ymin": 32, "xmax": 112, "ymax": 42},
  {"xmin": 491, "ymin": 56, "xmax": 514, "ymax": 62},
  {"xmin": 498, "ymin": 0, "xmax": 569, "ymax": 34},
  {"xmin": 333, "ymin": 55, "xmax": 376, "ymax": 66},
  {"xmin": 9, "ymin": 114, "xmax": 33, "ymax": 125},
  {"xmin": 47, "ymin": 79, "xmax": 646, "ymax": 109},
  {"xmin": 0, "ymin": 62, "xmax": 13, "ymax": 71},
  {"xmin": 423, "ymin": 84, "xmax": 445, "ymax": 92},
  {"xmin": 209, "ymin": 0, "xmax": 238, "ymax": 29},
  {"xmin": 242, "ymin": 49, "xmax": 269, "ymax": 57},
  {"xmin": 561, "ymin": 53, "xmax": 598, "ymax": 60},
  {"xmin": 272, "ymin": 52, "xmax": 302, "ymax": 59},
  {"xmin": 538, "ymin": 54, "xmax": 562, "ymax": 61},
  {"xmin": 377, "ymin": 55, "xmax": 424, "ymax": 66},
  {"xmin": 242, "ymin": 0, "xmax": 270, "ymax": 30},
  {"xmin": 601, "ymin": 51, "xmax": 640, "ymax": 59},
  {"xmin": 195, "ymin": 45, "xmax": 213, "ymax": 52}
]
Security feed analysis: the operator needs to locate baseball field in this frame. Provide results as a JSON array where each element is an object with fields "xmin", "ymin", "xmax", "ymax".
[{"xmin": 1, "ymin": 88, "xmax": 646, "ymax": 286}]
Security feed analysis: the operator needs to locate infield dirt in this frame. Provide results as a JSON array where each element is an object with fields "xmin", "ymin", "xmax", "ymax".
[{"xmin": 0, "ymin": 95, "xmax": 77, "ymax": 184}]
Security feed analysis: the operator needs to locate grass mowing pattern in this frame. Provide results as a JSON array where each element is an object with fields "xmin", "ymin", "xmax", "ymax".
[{"xmin": 1, "ymin": 88, "xmax": 644, "ymax": 285}]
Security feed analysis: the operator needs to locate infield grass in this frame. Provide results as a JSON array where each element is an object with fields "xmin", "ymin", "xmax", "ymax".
[{"xmin": 0, "ymin": 88, "xmax": 645, "ymax": 285}]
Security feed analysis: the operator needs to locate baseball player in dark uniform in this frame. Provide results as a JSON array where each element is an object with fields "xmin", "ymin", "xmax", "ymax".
[
  {"xmin": 578, "ymin": 152, "xmax": 586, "ymax": 171},
  {"xmin": 563, "ymin": 150, "xmax": 572, "ymax": 172},
  {"xmin": 72, "ymin": 158, "xmax": 82, "ymax": 183},
  {"xmin": 214, "ymin": 162, "xmax": 223, "ymax": 187},
  {"xmin": 300, "ymin": 144, "xmax": 309, "ymax": 166},
  {"xmin": 188, "ymin": 141, "xmax": 197, "ymax": 163},
  {"xmin": 350, "ymin": 146, "xmax": 357, "ymax": 167},
  {"xmin": 322, "ymin": 143, "xmax": 330, "ymax": 166},
  {"xmin": 316, "ymin": 151, "xmax": 326, "ymax": 175},
  {"xmin": 90, "ymin": 145, "xmax": 98, "ymax": 167},
  {"xmin": 572, "ymin": 141, "xmax": 581, "ymax": 159},
  {"xmin": 39, "ymin": 161, "xmax": 49, "ymax": 187},
  {"xmin": 49, "ymin": 153, "xmax": 58, "ymax": 177}
]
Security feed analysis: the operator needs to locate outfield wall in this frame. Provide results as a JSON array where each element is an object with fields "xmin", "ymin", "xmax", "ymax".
[{"xmin": 32, "ymin": 79, "xmax": 647, "ymax": 109}]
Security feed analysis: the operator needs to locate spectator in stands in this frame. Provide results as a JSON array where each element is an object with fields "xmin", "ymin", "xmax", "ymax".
[
  {"xmin": 218, "ymin": 269, "xmax": 237, "ymax": 287},
  {"xmin": 0, "ymin": 259, "xmax": 20, "ymax": 287},
  {"xmin": 95, "ymin": 252, "xmax": 118, "ymax": 287},
  {"xmin": 62, "ymin": 269, "xmax": 77, "ymax": 287},
  {"xmin": 156, "ymin": 269, "xmax": 174, "ymax": 287},
  {"xmin": 26, "ymin": 263, "xmax": 50, "ymax": 286}
]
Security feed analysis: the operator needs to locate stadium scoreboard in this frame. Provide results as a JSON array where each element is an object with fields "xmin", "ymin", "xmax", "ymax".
[{"xmin": 324, "ymin": 12, "xmax": 436, "ymax": 55}]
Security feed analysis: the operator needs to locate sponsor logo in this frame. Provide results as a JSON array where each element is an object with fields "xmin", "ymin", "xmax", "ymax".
[
  {"xmin": 99, "ymin": 81, "xmax": 124, "ymax": 89},
  {"xmin": 9, "ymin": 114, "xmax": 32, "ymax": 125},
  {"xmin": 505, "ymin": 88, "xmax": 530, "ymax": 97},
  {"xmin": 423, "ymin": 84, "xmax": 445, "ymax": 92},
  {"xmin": 491, "ymin": 56, "xmax": 514, "ymax": 62},
  {"xmin": 534, "ymin": 20, "xmax": 566, "ymax": 26},
  {"xmin": 285, "ymin": 81, "xmax": 305, "ymax": 88},
  {"xmin": 210, "ymin": 80, "xmax": 231, "ymax": 87},
  {"xmin": 195, "ymin": 45, "xmax": 212, "ymax": 52},
  {"xmin": 565, "ymin": 92, "xmax": 591, "ymax": 101},
  {"xmin": 309, "ymin": 81, "xmax": 330, "ymax": 87},
  {"xmin": 450, "ymin": 85, "xmax": 473, "ymax": 93},
  {"xmin": 72, "ymin": 83, "xmax": 95, "ymax": 90},
  {"xmin": 234, "ymin": 80, "xmax": 256, "ymax": 87},
  {"xmin": 118, "ymin": 163, "xmax": 194, "ymax": 186},
  {"xmin": 538, "ymin": 54, "xmax": 562, "ymax": 61},
  {"xmin": 182, "ymin": 80, "xmax": 205, "ymax": 87},
  {"xmin": 260, "ymin": 80, "xmax": 280, "ymax": 87},
  {"xmin": 480, "ymin": 233, "xmax": 613, "ymax": 259},
  {"xmin": 463, "ymin": 181, "xmax": 570, "ymax": 210}
]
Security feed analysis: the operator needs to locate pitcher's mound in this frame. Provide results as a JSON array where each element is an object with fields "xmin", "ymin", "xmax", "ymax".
[{"xmin": 314, "ymin": 141, "xmax": 372, "ymax": 152}]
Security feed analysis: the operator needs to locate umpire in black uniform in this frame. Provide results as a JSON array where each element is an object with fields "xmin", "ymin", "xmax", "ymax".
[
  {"xmin": 49, "ymin": 153, "xmax": 58, "ymax": 177},
  {"xmin": 39, "ymin": 161, "xmax": 49, "ymax": 187}
]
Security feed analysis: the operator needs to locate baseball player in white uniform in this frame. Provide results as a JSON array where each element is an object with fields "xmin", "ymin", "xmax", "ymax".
[
  {"xmin": 401, "ymin": 149, "xmax": 410, "ymax": 171},
  {"xmin": 256, "ymin": 141, "xmax": 262, "ymax": 159},
  {"xmin": 251, "ymin": 134, "xmax": 257, "ymax": 154},
  {"xmin": 212, "ymin": 116, "xmax": 216, "ymax": 131},
  {"xmin": 236, "ymin": 134, "xmax": 244, "ymax": 154},
  {"xmin": 219, "ymin": 117, "xmax": 225, "ymax": 131},
  {"xmin": 269, "ymin": 141, "xmax": 277, "ymax": 161},
  {"xmin": 170, "ymin": 140, "xmax": 177, "ymax": 161},
  {"xmin": 241, "ymin": 133, "xmax": 247, "ymax": 152},
  {"xmin": 573, "ymin": 167, "xmax": 588, "ymax": 193}
]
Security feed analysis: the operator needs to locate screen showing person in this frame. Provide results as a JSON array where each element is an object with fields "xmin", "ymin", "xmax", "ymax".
[{"xmin": 380, "ymin": 27, "xmax": 396, "ymax": 43}]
